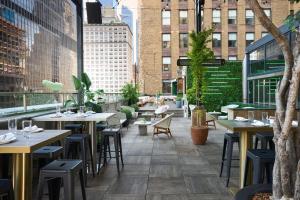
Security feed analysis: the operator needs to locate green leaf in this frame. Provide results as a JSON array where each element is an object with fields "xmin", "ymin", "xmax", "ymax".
[
  {"xmin": 72, "ymin": 75, "xmax": 82, "ymax": 90},
  {"xmin": 81, "ymin": 72, "xmax": 92, "ymax": 90}
]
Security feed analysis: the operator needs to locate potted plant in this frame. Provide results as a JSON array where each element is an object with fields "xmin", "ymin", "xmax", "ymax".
[
  {"xmin": 64, "ymin": 72, "xmax": 104, "ymax": 113},
  {"xmin": 187, "ymin": 29, "xmax": 214, "ymax": 145},
  {"xmin": 120, "ymin": 83, "xmax": 139, "ymax": 106}
]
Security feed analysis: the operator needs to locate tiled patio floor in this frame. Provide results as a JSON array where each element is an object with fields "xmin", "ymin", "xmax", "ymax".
[
  {"xmin": 80, "ymin": 117, "xmax": 239, "ymax": 200},
  {"xmin": 36, "ymin": 117, "xmax": 240, "ymax": 199}
]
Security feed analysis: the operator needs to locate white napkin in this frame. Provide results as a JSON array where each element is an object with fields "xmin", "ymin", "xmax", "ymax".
[
  {"xmin": 0, "ymin": 133, "xmax": 16, "ymax": 144},
  {"xmin": 292, "ymin": 121, "xmax": 298, "ymax": 127},
  {"xmin": 251, "ymin": 120, "xmax": 266, "ymax": 127},
  {"xmin": 86, "ymin": 111, "xmax": 96, "ymax": 115},
  {"xmin": 50, "ymin": 113, "xmax": 63, "ymax": 118},
  {"xmin": 23, "ymin": 125, "xmax": 44, "ymax": 133},
  {"xmin": 235, "ymin": 117, "xmax": 248, "ymax": 121},
  {"xmin": 63, "ymin": 111, "xmax": 74, "ymax": 114}
]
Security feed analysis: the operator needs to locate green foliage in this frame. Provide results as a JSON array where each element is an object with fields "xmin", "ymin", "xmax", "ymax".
[
  {"xmin": 120, "ymin": 108, "xmax": 132, "ymax": 120},
  {"xmin": 130, "ymin": 104, "xmax": 139, "ymax": 112},
  {"xmin": 187, "ymin": 29, "xmax": 214, "ymax": 105},
  {"xmin": 201, "ymin": 61, "xmax": 243, "ymax": 112},
  {"xmin": 42, "ymin": 80, "xmax": 63, "ymax": 92},
  {"xmin": 65, "ymin": 73, "xmax": 104, "ymax": 112},
  {"xmin": 121, "ymin": 83, "xmax": 139, "ymax": 106}
]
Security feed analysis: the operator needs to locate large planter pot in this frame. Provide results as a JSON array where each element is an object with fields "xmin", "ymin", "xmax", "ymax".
[
  {"xmin": 191, "ymin": 126, "xmax": 208, "ymax": 145},
  {"xmin": 176, "ymin": 100, "xmax": 182, "ymax": 108}
]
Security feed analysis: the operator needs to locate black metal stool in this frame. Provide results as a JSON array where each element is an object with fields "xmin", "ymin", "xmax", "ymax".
[
  {"xmin": 98, "ymin": 127, "xmax": 124, "ymax": 173},
  {"xmin": 220, "ymin": 132, "xmax": 240, "ymax": 187},
  {"xmin": 244, "ymin": 149, "xmax": 275, "ymax": 186},
  {"xmin": 254, "ymin": 132, "xmax": 274, "ymax": 150},
  {"xmin": 33, "ymin": 146, "xmax": 64, "ymax": 176},
  {"xmin": 0, "ymin": 179, "xmax": 14, "ymax": 200},
  {"xmin": 36, "ymin": 160, "xmax": 86, "ymax": 200},
  {"xmin": 64, "ymin": 124, "xmax": 83, "ymax": 134},
  {"xmin": 65, "ymin": 134, "xmax": 95, "ymax": 183}
]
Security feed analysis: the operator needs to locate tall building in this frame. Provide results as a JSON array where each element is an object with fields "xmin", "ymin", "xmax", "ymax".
[
  {"xmin": 0, "ymin": 0, "xmax": 83, "ymax": 106},
  {"xmin": 138, "ymin": 0, "xmax": 195, "ymax": 95},
  {"xmin": 204, "ymin": 0, "xmax": 292, "ymax": 61},
  {"xmin": 83, "ymin": 23, "xmax": 133, "ymax": 93}
]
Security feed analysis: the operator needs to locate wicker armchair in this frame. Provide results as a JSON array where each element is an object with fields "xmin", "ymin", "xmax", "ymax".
[{"xmin": 152, "ymin": 113, "xmax": 174, "ymax": 138}]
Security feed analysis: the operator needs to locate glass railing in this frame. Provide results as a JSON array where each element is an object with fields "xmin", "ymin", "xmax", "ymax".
[{"xmin": 0, "ymin": 92, "xmax": 124, "ymax": 117}]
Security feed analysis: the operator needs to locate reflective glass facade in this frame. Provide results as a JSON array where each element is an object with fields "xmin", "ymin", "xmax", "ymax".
[{"xmin": 0, "ymin": 0, "xmax": 82, "ymax": 93}]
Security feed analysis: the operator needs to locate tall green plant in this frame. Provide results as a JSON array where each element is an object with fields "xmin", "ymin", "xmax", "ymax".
[
  {"xmin": 65, "ymin": 72, "xmax": 104, "ymax": 112},
  {"xmin": 187, "ymin": 29, "xmax": 214, "ymax": 106},
  {"xmin": 121, "ymin": 83, "xmax": 139, "ymax": 106}
]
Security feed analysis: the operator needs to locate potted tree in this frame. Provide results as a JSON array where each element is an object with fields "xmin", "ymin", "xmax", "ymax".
[{"xmin": 187, "ymin": 29, "xmax": 214, "ymax": 145}]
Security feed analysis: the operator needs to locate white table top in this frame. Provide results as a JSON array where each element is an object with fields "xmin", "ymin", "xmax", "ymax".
[
  {"xmin": 32, "ymin": 113, "xmax": 115, "ymax": 123},
  {"xmin": 0, "ymin": 130, "xmax": 71, "ymax": 153}
]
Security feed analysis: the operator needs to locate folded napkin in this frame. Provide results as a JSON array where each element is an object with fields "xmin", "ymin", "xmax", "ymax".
[
  {"xmin": 235, "ymin": 117, "xmax": 248, "ymax": 121},
  {"xmin": 0, "ymin": 133, "xmax": 16, "ymax": 144},
  {"xmin": 63, "ymin": 111, "xmax": 74, "ymax": 114},
  {"xmin": 251, "ymin": 120, "xmax": 266, "ymax": 127},
  {"xmin": 86, "ymin": 111, "xmax": 96, "ymax": 115},
  {"xmin": 23, "ymin": 125, "xmax": 44, "ymax": 133},
  {"xmin": 292, "ymin": 121, "xmax": 298, "ymax": 127}
]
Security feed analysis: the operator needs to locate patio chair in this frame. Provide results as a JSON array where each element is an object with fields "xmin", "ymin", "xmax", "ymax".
[
  {"xmin": 206, "ymin": 113, "xmax": 216, "ymax": 129},
  {"xmin": 152, "ymin": 113, "xmax": 174, "ymax": 138}
]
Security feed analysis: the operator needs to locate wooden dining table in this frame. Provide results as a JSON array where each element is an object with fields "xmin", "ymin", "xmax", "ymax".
[
  {"xmin": 0, "ymin": 130, "xmax": 71, "ymax": 200},
  {"xmin": 32, "ymin": 112, "xmax": 115, "ymax": 171},
  {"xmin": 216, "ymin": 120, "xmax": 275, "ymax": 188}
]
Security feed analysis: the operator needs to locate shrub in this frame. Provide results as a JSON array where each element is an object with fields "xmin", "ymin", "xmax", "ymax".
[
  {"xmin": 130, "ymin": 104, "xmax": 139, "ymax": 112},
  {"xmin": 120, "ymin": 108, "xmax": 132, "ymax": 120}
]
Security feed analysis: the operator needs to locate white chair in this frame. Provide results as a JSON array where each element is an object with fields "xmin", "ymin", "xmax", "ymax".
[{"xmin": 152, "ymin": 113, "xmax": 174, "ymax": 138}]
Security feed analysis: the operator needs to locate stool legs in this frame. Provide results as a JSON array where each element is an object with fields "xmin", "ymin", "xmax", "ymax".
[
  {"xmin": 88, "ymin": 137, "xmax": 95, "ymax": 177},
  {"xmin": 118, "ymin": 133, "xmax": 124, "ymax": 166},
  {"xmin": 219, "ymin": 137, "xmax": 227, "ymax": 177},
  {"xmin": 114, "ymin": 134, "xmax": 120, "ymax": 173},
  {"xmin": 63, "ymin": 173, "xmax": 74, "ymax": 200},
  {"xmin": 225, "ymin": 138, "xmax": 234, "ymax": 187}
]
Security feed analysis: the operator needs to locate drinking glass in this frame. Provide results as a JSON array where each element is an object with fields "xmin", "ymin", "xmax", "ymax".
[
  {"xmin": 261, "ymin": 112, "xmax": 269, "ymax": 124},
  {"xmin": 248, "ymin": 111, "xmax": 255, "ymax": 122},
  {"xmin": 8, "ymin": 119, "xmax": 17, "ymax": 133},
  {"xmin": 56, "ymin": 105, "xmax": 61, "ymax": 115},
  {"xmin": 22, "ymin": 120, "xmax": 32, "ymax": 139},
  {"xmin": 79, "ymin": 106, "xmax": 85, "ymax": 114}
]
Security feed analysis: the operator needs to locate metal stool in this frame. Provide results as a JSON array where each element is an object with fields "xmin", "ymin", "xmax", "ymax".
[
  {"xmin": 254, "ymin": 132, "xmax": 274, "ymax": 150},
  {"xmin": 64, "ymin": 124, "xmax": 83, "ymax": 134},
  {"xmin": 65, "ymin": 134, "xmax": 95, "ymax": 183},
  {"xmin": 98, "ymin": 128, "xmax": 124, "ymax": 173},
  {"xmin": 0, "ymin": 179, "xmax": 14, "ymax": 200},
  {"xmin": 36, "ymin": 160, "xmax": 86, "ymax": 200},
  {"xmin": 34, "ymin": 146, "xmax": 64, "ymax": 174},
  {"xmin": 244, "ymin": 149, "xmax": 275, "ymax": 186},
  {"xmin": 220, "ymin": 132, "xmax": 240, "ymax": 187}
]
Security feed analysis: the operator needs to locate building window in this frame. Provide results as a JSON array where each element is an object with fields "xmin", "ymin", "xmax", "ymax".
[
  {"xmin": 162, "ymin": 81, "xmax": 172, "ymax": 94},
  {"xmin": 246, "ymin": 32, "xmax": 255, "ymax": 46},
  {"xmin": 212, "ymin": 9, "xmax": 221, "ymax": 25},
  {"xmin": 212, "ymin": 33, "xmax": 221, "ymax": 48},
  {"xmin": 162, "ymin": 10, "xmax": 171, "ymax": 25},
  {"xmin": 163, "ymin": 57, "xmax": 171, "ymax": 71},
  {"xmin": 261, "ymin": 32, "xmax": 268, "ymax": 38},
  {"xmin": 228, "ymin": 56, "xmax": 237, "ymax": 61},
  {"xmin": 245, "ymin": 9, "xmax": 254, "ymax": 25},
  {"xmin": 179, "ymin": 10, "xmax": 188, "ymax": 24},
  {"xmin": 179, "ymin": 33, "xmax": 188, "ymax": 48},
  {"xmin": 162, "ymin": 34, "xmax": 171, "ymax": 48},
  {"xmin": 264, "ymin": 9, "xmax": 271, "ymax": 19},
  {"xmin": 228, "ymin": 32, "xmax": 237, "ymax": 47},
  {"xmin": 228, "ymin": 9, "xmax": 237, "ymax": 25}
]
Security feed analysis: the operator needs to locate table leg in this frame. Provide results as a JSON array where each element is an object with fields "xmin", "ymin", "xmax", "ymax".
[
  {"xmin": 12, "ymin": 153, "xmax": 32, "ymax": 200},
  {"xmin": 88, "ymin": 121, "xmax": 97, "ymax": 171},
  {"xmin": 239, "ymin": 131, "xmax": 254, "ymax": 188}
]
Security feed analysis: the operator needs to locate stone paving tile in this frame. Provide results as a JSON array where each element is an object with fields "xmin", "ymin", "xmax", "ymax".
[
  {"xmin": 147, "ymin": 177, "xmax": 188, "ymax": 194},
  {"xmin": 107, "ymin": 175, "xmax": 148, "ymax": 195},
  {"xmin": 149, "ymin": 164, "xmax": 182, "ymax": 178}
]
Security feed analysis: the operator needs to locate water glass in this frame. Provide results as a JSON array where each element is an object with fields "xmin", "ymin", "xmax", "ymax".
[
  {"xmin": 262, "ymin": 112, "xmax": 269, "ymax": 124},
  {"xmin": 8, "ymin": 119, "xmax": 17, "ymax": 133},
  {"xmin": 56, "ymin": 105, "xmax": 61, "ymax": 114},
  {"xmin": 22, "ymin": 120, "xmax": 32, "ymax": 139},
  {"xmin": 248, "ymin": 111, "xmax": 255, "ymax": 122},
  {"xmin": 79, "ymin": 106, "xmax": 85, "ymax": 113}
]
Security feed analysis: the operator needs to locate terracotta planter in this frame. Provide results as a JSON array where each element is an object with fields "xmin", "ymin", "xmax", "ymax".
[{"xmin": 191, "ymin": 126, "xmax": 208, "ymax": 145}]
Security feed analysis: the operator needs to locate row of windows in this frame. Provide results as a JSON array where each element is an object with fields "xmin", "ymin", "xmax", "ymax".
[
  {"xmin": 162, "ymin": 33, "xmax": 188, "ymax": 48},
  {"xmin": 212, "ymin": 9, "xmax": 271, "ymax": 25},
  {"xmin": 162, "ymin": 10, "xmax": 188, "ymax": 25},
  {"xmin": 212, "ymin": 32, "xmax": 268, "ymax": 48}
]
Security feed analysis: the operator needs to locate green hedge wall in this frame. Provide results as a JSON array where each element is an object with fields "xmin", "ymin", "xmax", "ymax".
[{"xmin": 201, "ymin": 61, "xmax": 243, "ymax": 111}]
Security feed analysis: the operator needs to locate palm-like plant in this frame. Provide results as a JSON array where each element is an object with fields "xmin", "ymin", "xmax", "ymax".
[{"xmin": 121, "ymin": 83, "xmax": 139, "ymax": 106}]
